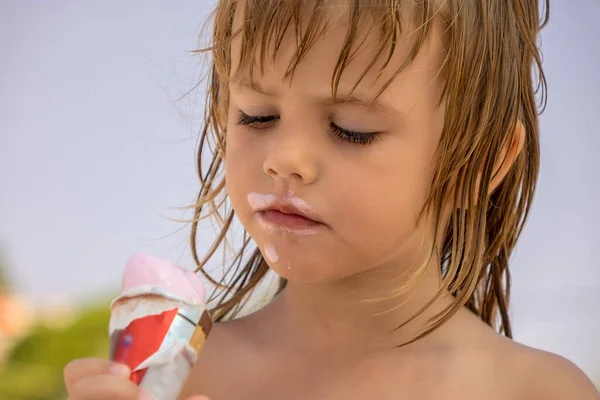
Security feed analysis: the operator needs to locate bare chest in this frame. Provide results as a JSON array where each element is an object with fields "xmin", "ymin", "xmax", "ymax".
[{"xmin": 186, "ymin": 352, "xmax": 509, "ymax": 400}]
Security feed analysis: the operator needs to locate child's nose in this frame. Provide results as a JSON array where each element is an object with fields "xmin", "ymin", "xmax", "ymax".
[{"xmin": 262, "ymin": 130, "xmax": 319, "ymax": 185}]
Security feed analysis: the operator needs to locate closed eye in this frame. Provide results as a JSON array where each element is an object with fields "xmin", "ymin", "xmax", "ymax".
[
  {"xmin": 328, "ymin": 124, "xmax": 379, "ymax": 146},
  {"xmin": 236, "ymin": 111, "xmax": 279, "ymax": 128}
]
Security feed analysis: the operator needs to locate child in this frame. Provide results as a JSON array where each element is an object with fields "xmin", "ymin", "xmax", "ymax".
[{"xmin": 64, "ymin": 0, "xmax": 600, "ymax": 399}]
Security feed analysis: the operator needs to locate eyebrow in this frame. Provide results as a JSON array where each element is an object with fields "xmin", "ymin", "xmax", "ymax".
[{"xmin": 230, "ymin": 76, "xmax": 402, "ymax": 117}]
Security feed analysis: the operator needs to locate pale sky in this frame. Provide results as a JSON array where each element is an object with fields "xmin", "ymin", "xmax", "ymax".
[{"xmin": 0, "ymin": 0, "xmax": 598, "ymax": 379}]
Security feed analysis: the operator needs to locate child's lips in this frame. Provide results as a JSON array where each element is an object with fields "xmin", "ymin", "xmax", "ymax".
[
  {"xmin": 255, "ymin": 209, "xmax": 325, "ymax": 235},
  {"xmin": 247, "ymin": 192, "xmax": 326, "ymax": 235}
]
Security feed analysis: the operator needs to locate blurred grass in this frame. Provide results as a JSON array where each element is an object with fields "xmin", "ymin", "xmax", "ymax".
[{"xmin": 0, "ymin": 298, "xmax": 111, "ymax": 400}]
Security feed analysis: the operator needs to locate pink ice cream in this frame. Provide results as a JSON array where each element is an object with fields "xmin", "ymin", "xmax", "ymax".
[{"xmin": 120, "ymin": 253, "xmax": 205, "ymax": 304}]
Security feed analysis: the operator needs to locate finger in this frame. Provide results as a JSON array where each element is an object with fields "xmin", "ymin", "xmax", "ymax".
[
  {"xmin": 64, "ymin": 358, "xmax": 130, "ymax": 394},
  {"xmin": 71, "ymin": 374, "xmax": 146, "ymax": 400},
  {"xmin": 186, "ymin": 396, "xmax": 211, "ymax": 400}
]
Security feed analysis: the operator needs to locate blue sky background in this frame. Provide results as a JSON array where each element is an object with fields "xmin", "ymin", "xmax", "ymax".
[{"xmin": 1, "ymin": 0, "xmax": 598, "ymax": 379}]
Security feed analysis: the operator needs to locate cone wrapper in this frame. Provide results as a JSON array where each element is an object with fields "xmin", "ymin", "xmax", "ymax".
[{"xmin": 109, "ymin": 296, "xmax": 212, "ymax": 400}]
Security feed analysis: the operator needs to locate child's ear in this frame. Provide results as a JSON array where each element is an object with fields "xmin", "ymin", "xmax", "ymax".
[
  {"xmin": 447, "ymin": 120, "xmax": 526, "ymax": 210},
  {"xmin": 487, "ymin": 120, "xmax": 526, "ymax": 195}
]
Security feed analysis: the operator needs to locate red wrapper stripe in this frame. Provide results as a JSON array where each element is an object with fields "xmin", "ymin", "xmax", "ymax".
[{"xmin": 112, "ymin": 309, "xmax": 179, "ymax": 384}]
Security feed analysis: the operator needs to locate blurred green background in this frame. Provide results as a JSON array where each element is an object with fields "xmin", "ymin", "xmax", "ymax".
[
  {"xmin": 0, "ymin": 303, "xmax": 110, "ymax": 400},
  {"xmin": 0, "ymin": 258, "xmax": 112, "ymax": 400}
]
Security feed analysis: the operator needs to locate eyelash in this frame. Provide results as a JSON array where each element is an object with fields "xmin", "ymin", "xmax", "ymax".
[{"xmin": 236, "ymin": 111, "xmax": 379, "ymax": 146}]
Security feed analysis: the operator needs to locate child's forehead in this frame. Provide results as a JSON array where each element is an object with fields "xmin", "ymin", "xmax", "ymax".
[{"xmin": 227, "ymin": 0, "xmax": 446, "ymax": 99}]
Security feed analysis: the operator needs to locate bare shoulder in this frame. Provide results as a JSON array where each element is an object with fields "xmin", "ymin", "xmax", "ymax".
[
  {"xmin": 497, "ymin": 338, "xmax": 600, "ymax": 399},
  {"xmin": 439, "ymin": 310, "xmax": 599, "ymax": 400}
]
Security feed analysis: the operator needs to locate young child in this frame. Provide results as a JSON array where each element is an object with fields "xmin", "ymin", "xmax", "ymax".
[{"xmin": 64, "ymin": 0, "xmax": 600, "ymax": 399}]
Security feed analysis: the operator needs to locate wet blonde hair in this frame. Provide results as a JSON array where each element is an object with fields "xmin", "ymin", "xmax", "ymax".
[{"xmin": 189, "ymin": 0, "xmax": 549, "ymax": 341}]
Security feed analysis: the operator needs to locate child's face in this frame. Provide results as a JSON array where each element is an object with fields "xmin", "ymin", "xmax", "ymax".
[{"xmin": 225, "ymin": 8, "xmax": 447, "ymax": 283}]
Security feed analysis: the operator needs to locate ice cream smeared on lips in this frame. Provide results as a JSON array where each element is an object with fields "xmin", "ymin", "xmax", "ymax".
[{"xmin": 109, "ymin": 254, "xmax": 212, "ymax": 400}]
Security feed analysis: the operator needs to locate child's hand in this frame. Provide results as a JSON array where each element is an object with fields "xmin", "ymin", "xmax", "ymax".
[{"xmin": 64, "ymin": 358, "xmax": 211, "ymax": 400}]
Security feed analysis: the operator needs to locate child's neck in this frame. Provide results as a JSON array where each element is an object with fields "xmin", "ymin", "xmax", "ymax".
[{"xmin": 260, "ymin": 257, "xmax": 455, "ymax": 357}]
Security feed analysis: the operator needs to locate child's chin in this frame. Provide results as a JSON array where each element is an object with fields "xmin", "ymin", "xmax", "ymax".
[{"xmin": 268, "ymin": 259, "xmax": 352, "ymax": 284}]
